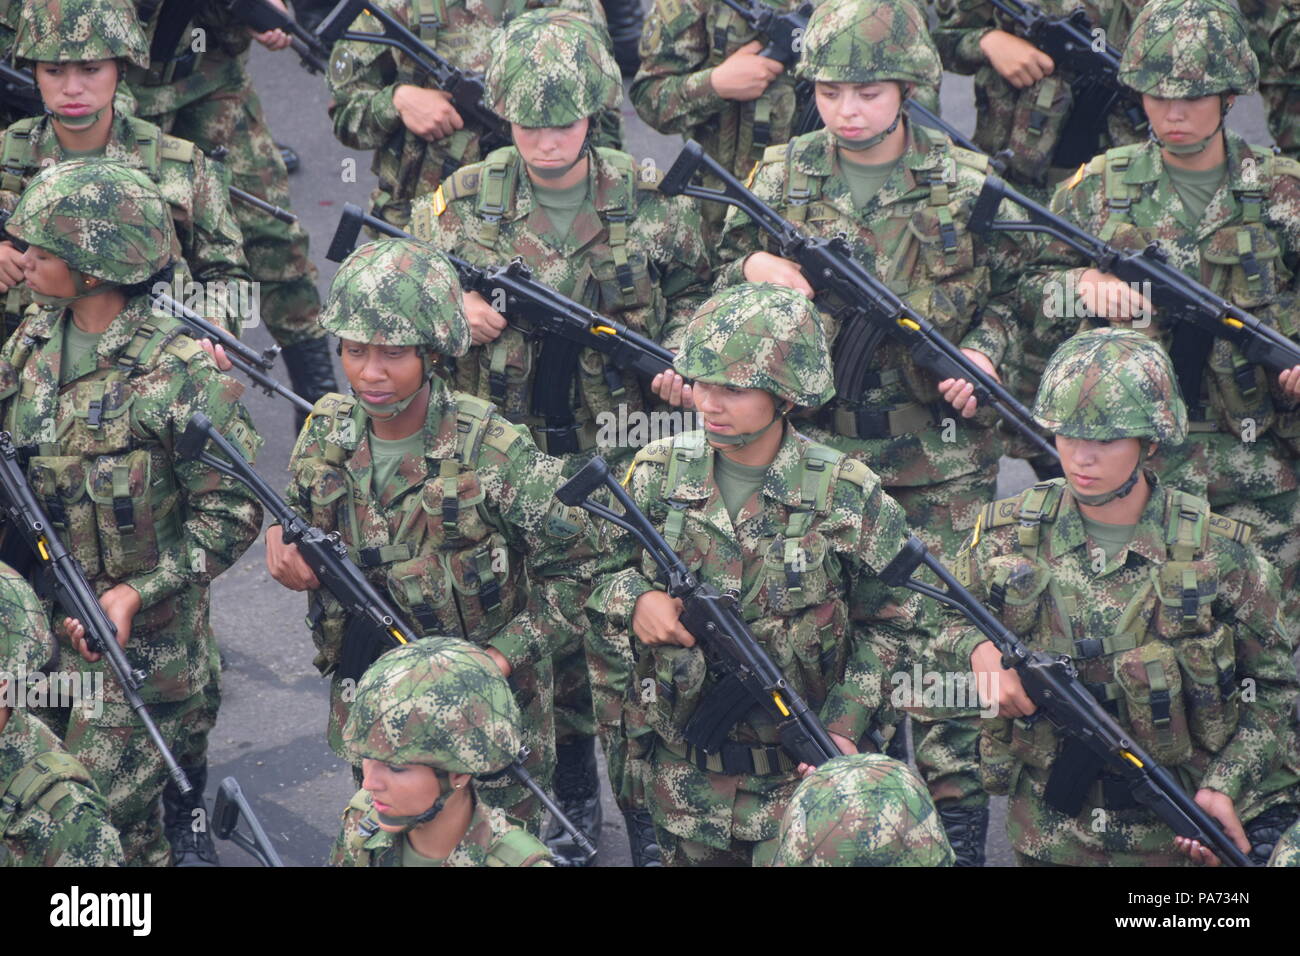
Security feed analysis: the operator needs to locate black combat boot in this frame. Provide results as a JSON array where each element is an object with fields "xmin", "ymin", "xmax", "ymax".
[
  {"xmin": 1246, "ymin": 804, "xmax": 1299, "ymax": 865},
  {"xmin": 545, "ymin": 737, "xmax": 603, "ymax": 866},
  {"xmin": 280, "ymin": 337, "xmax": 339, "ymax": 432},
  {"xmin": 622, "ymin": 808, "xmax": 663, "ymax": 867},
  {"xmin": 600, "ymin": 0, "xmax": 644, "ymax": 76},
  {"xmin": 164, "ymin": 763, "xmax": 219, "ymax": 867},
  {"xmin": 938, "ymin": 805, "xmax": 989, "ymax": 867}
]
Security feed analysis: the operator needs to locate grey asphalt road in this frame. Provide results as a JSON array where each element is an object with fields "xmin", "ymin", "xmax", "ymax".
[{"xmin": 208, "ymin": 41, "xmax": 1277, "ymax": 867}]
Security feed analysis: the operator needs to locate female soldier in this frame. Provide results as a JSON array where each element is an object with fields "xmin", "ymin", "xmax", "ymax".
[
  {"xmin": 714, "ymin": 0, "xmax": 1032, "ymax": 863},
  {"xmin": 265, "ymin": 238, "xmax": 590, "ymax": 836},
  {"xmin": 0, "ymin": 159, "xmax": 263, "ymax": 866},
  {"xmin": 587, "ymin": 282, "xmax": 930, "ymax": 866},
  {"xmin": 940, "ymin": 328, "xmax": 1297, "ymax": 866},
  {"xmin": 330, "ymin": 637, "xmax": 552, "ymax": 867}
]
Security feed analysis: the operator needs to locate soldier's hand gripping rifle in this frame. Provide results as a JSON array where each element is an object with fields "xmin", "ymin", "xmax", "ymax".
[
  {"xmin": 225, "ymin": 0, "xmax": 331, "ymax": 73},
  {"xmin": 151, "ymin": 292, "xmax": 312, "ymax": 416},
  {"xmin": 0, "ymin": 433, "xmax": 192, "ymax": 794},
  {"xmin": 213, "ymin": 775, "xmax": 285, "ymax": 866},
  {"xmin": 718, "ymin": 0, "xmax": 811, "ymax": 68},
  {"xmin": 878, "ymin": 534, "xmax": 1256, "ymax": 867},
  {"xmin": 659, "ymin": 140, "xmax": 1060, "ymax": 464},
  {"xmin": 968, "ymin": 174, "xmax": 1300, "ymax": 400},
  {"xmin": 983, "ymin": 0, "xmax": 1147, "ymax": 167},
  {"xmin": 316, "ymin": 0, "xmax": 511, "ymax": 153},
  {"xmin": 557, "ymin": 455, "xmax": 851, "ymax": 768},
  {"xmin": 326, "ymin": 203, "xmax": 677, "ymax": 454}
]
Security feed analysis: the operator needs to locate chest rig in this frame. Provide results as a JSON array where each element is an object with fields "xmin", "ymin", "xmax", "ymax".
[
  {"xmin": 702, "ymin": 1, "xmax": 785, "ymax": 160},
  {"xmin": 0, "ymin": 750, "xmax": 97, "ymax": 839}
]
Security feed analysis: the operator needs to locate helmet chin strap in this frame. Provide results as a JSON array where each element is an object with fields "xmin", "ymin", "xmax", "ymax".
[
  {"xmin": 50, "ymin": 106, "xmax": 106, "ymax": 131},
  {"xmin": 373, "ymin": 771, "xmax": 455, "ymax": 834},
  {"xmin": 1070, "ymin": 442, "xmax": 1148, "ymax": 507},
  {"xmin": 358, "ymin": 355, "xmax": 437, "ymax": 420},
  {"xmin": 1151, "ymin": 96, "xmax": 1231, "ymax": 156},
  {"xmin": 706, "ymin": 403, "xmax": 788, "ymax": 448}
]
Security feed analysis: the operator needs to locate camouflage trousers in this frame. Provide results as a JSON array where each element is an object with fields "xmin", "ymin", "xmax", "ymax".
[
  {"xmin": 176, "ymin": 634, "xmax": 221, "ymax": 769},
  {"xmin": 645, "ymin": 739, "xmax": 797, "ymax": 866},
  {"xmin": 144, "ymin": 65, "xmax": 324, "ymax": 349},
  {"xmin": 328, "ymin": 655, "xmax": 556, "ymax": 836},
  {"xmin": 44, "ymin": 695, "xmax": 207, "ymax": 867},
  {"xmin": 1263, "ymin": 82, "xmax": 1300, "ymax": 161},
  {"xmin": 889, "ymin": 471, "xmax": 999, "ymax": 810}
]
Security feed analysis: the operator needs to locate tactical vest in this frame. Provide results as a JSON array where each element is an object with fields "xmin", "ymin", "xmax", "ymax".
[
  {"xmin": 699, "ymin": 0, "xmax": 793, "ymax": 163},
  {"xmin": 0, "ymin": 316, "xmax": 218, "ymax": 584},
  {"xmin": 299, "ymin": 391, "xmax": 528, "ymax": 662},
  {"xmin": 0, "ymin": 750, "xmax": 98, "ymax": 837},
  {"xmin": 418, "ymin": 147, "xmax": 665, "ymax": 453},
  {"xmin": 977, "ymin": 479, "xmax": 1248, "ymax": 785}
]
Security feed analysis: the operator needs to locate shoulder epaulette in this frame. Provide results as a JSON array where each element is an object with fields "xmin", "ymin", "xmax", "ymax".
[
  {"xmin": 950, "ymin": 145, "xmax": 989, "ymax": 173},
  {"xmin": 159, "ymin": 134, "xmax": 195, "ymax": 164},
  {"xmin": 1207, "ymin": 511, "xmax": 1252, "ymax": 546},
  {"xmin": 162, "ymin": 334, "xmax": 204, "ymax": 364},
  {"xmin": 760, "ymin": 143, "xmax": 787, "ymax": 165},
  {"xmin": 488, "ymin": 827, "xmax": 549, "ymax": 867},
  {"xmin": 632, "ymin": 437, "xmax": 674, "ymax": 468},
  {"xmin": 979, "ymin": 494, "xmax": 1026, "ymax": 531},
  {"xmin": 834, "ymin": 455, "xmax": 873, "ymax": 490},
  {"xmin": 443, "ymin": 162, "xmax": 486, "ymax": 202}
]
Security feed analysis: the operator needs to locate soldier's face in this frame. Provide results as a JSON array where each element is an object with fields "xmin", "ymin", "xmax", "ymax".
[
  {"xmin": 360, "ymin": 758, "xmax": 442, "ymax": 830},
  {"xmin": 813, "ymin": 81, "xmax": 903, "ymax": 143},
  {"xmin": 20, "ymin": 245, "xmax": 77, "ymax": 298},
  {"xmin": 34, "ymin": 59, "xmax": 119, "ymax": 118},
  {"xmin": 511, "ymin": 119, "xmax": 590, "ymax": 179},
  {"xmin": 694, "ymin": 382, "xmax": 778, "ymax": 442},
  {"xmin": 340, "ymin": 340, "xmax": 425, "ymax": 407},
  {"xmin": 1141, "ymin": 94, "xmax": 1229, "ymax": 148},
  {"xmin": 1054, "ymin": 435, "xmax": 1142, "ymax": 497}
]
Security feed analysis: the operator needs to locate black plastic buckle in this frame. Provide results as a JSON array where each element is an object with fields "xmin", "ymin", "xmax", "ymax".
[
  {"xmin": 540, "ymin": 425, "xmax": 582, "ymax": 456},
  {"xmin": 1074, "ymin": 637, "xmax": 1105, "ymax": 659},
  {"xmin": 113, "ymin": 496, "xmax": 134, "ymax": 533}
]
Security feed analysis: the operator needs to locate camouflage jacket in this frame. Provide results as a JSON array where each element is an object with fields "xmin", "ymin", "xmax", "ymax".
[
  {"xmin": 325, "ymin": 0, "xmax": 612, "ymax": 227},
  {"xmin": 126, "ymin": 1, "xmax": 252, "ymax": 116},
  {"xmin": 1275, "ymin": 0, "xmax": 1300, "ymax": 73},
  {"xmin": 716, "ymin": 122, "xmax": 1028, "ymax": 488},
  {"xmin": 938, "ymin": 476, "xmax": 1297, "ymax": 865},
  {"xmin": 587, "ymin": 423, "xmax": 931, "ymax": 756},
  {"xmin": 0, "ymin": 111, "xmax": 249, "ymax": 334},
  {"xmin": 1269, "ymin": 818, "xmax": 1300, "ymax": 865},
  {"xmin": 0, "ymin": 709, "xmax": 124, "ymax": 867},
  {"xmin": 409, "ymin": 145, "xmax": 714, "ymax": 458},
  {"xmin": 630, "ymin": 0, "xmax": 808, "ymax": 184},
  {"xmin": 286, "ymin": 382, "xmax": 590, "ymax": 752},
  {"xmin": 1026, "ymin": 132, "xmax": 1300, "ymax": 492},
  {"xmin": 932, "ymin": 0, "xmax": 1148, "ymax": 198},
  {"xmin": 0, "ymin": 297, "xmax": 264, "ymax": 710},
  {"xmin": 329, "ymin": 788, "xmax": 552, "ymax": 866}
]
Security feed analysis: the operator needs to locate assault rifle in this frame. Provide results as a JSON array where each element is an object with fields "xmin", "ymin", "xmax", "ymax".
[
  {"xmin": 150, "ymin": 292, "xmax": 312, "ymax": 416},
  {"xmin": 557, "ymin": 455, "xmax": 868, "ymax": 770},
  {"xmin": 659, "ymin": 140, "xmax": 1060, "ymax": 463},
  {"xmin": 178, "ymin": 413, "xmax": 597, "ymax": 862},
  {"xmin": 879, "ymin": 534, "xmax": 1256, "ymax": 867},
  {"xmin": 316, "ymin": 0, "xmax": 511, "ymax": 153},
  {"xmin": 718, "ymin": 0, "xmax": 811, "ymax": 69},
  {"xmin": 0, "ymin": 432, "xmax": 192, "ymax": 795},
  {"xmin": 214, "ymin": 776, "xmax": 285, "ymax": 866},
  {"xmin": 0, "ymin": 60, "xmax": 43, "ymax": 117},
  {"xmin": 967, "ymin": 174, "xmax": 1300, "ymax": 406},
  {"xmin": 984, "ymin": 0, "xmax": 1148, "ymax": 168},
  {"xmin": 326, "ymin": 203, "xmax": 676, "ymax": 455},
  {"xmin": 225, "ymin": 0, "xmax": 330, "ymax": 73}
]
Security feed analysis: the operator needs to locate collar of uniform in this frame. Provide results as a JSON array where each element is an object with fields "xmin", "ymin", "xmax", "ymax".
[
  {"xmin": 804, "ymin": 120, "xmax": 950, "ymax": 204},
  {"xmin": 1052, "ymin": 472, "xmax": 1169, "ymax": 566},
  {"xmin": 507, "ymin": 147, "xmax": 624, "ymax": 223},
  {"xmin": 344, "ymin": 379, "xmax": 459, "ymax": 493},
  {"xmin": 20, "ymin": 110, "xmax": 136, "ymax": 165},
  {"xmin": 450, "ymin": 794, "xmax": 499, "ymax": 866},
  {"xmin": 1117, "ymin": 131, "xmax": 1251, "ymax": 189},
  {"xmin": 662, "ymin": 422, "xmax": 808, "ymax": 509},
  {"xmin": 22, "ymin": 295, "xmax": 156, "ymax": 359}
]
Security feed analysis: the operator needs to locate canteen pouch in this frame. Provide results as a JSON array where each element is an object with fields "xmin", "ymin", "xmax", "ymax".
[{"xmin": 1113, "ymin": 641, "xmax": 1193, "ymax": 766}]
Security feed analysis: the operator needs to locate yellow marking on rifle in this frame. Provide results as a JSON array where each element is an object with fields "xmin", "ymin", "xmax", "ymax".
[
  {"xmin": 37, "ymin": 538, "xmax": 49, "ymax": 561},
  {"xmin": 898, "ymin": 318, "xmax": 921, "ymax": 332},
  {"xmin": 744, "ymin": 160, "xmax": 760, "ymax": 190},
  {"xmin": 1223, "ymin": 317, "xmax": 1244, "ymax": 331},
  {"xmin": 592, "ymin": 325, "xmax": 616, "ymax": 336},
  {"xmin": 1066, "ymin": 164, "xmax": 1086, "ymax": 190},
  {"xmin": 772, "ymin": 693, "xmax": 791, "ymax": 717},
  {"xmin": 970, "ymin": 511, "xmax": 983, "ymax": 549},
  {"xmin": 390, "ymin": 628, "xmax": 409, "ymax": 645},
  {"xmin": 621, "ymin": 461, "xmax": 636, "ymax": 488},
  {"xmin": 1121, "ymin": 751, "xmax": 1144, "ymax": 769}
]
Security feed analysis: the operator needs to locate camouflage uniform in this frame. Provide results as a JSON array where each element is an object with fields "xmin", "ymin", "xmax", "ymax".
[
  {"xmin": 329, "ymin": 637, "xmax": 553, "ymax": 867},
  {"xmin": 1270, "ymin": 819, "xmax": 1300, "ymax": 864},
  {"xmin": 769, "ymin": 753, "xmax": 955, "ymax": 866},
  {"xmin": 1025, "ymin": 0, "xmax": 1300, "ymax": 633},
  {"xmin": 0, "ymin": 562, "xmax": 125, "ymax": 867},
  {"xmin": 629, "ymin": 0, "xmax": 811, "ymax": 240},
  {"xmin": 1244, "ymin": 0, "xmax": 1300, "ymax": 161},
  {"xmin": 939, "ymin": 329, "xmax": 1299, "ymax": 865},
  {"xmin": 715, "ymin": 1, "xmax": 1031, "ymax": 849},
  {"xmin": 408, "ymin": 10, "xmax": 712, "ymax": 859},
  {"xmin": 326, "ymin": 0, "xmax": 619, "ymax": 231},
  {"xmin": 0, "ymin": 160, "xmax": 263, "ymax": 866},
  {"xmin": 0, "ymin": 0, "xmax": 30, "ymax": 131},
  {"xmin": 126, "ymin": 1, "xmax": 336, "ymax": 407},
  {"xmin": 286, "ymin": 239, "xmax": 591, "ymax": 834},
  {"xmin": 588, "ymin": 284, "xmax": 930, "ymax": 866}
]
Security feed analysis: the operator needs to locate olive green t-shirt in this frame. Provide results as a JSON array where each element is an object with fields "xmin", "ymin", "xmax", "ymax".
[
  {"xmin": 400, "ymin": 835, "xmax": 446, "ymax": 868},
  {"xmin": 1164, "ymin": 161, "xmax": 1227, "ymax": 226},
  {"xmin": 839, "ymin": 155, "xmax": 901, "ymax": 211},
  {"xmin": 60, "ymin": 319, "xmax": 102, "ymax": 385},
  {"xmin": 532, "ymin": 176, "xmax": 589, "ymax": 245},
  {"xmin": 714, "ymin": 452, "xmax": 769, "ymax": 524},
  {"xmin": 1080, "ymin": 512, "xmax": 1137, "ymax": 564},
  {"xmin": 368, "ymin": 428, "xmax": 424, "ymax": 497}
]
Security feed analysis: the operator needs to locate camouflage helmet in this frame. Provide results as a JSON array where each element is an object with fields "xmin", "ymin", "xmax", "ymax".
[
  {"xmin": 675, "ymin": 283, "xmax": 834, "ymax": 408},
  {"xmin": 1119, "ymin": 0, "xmax": 1258, "ymax": 98},
  {"xmin": 485, "ymin": 9, "xmax": 622, "ymax": 126},
  {"xmin": 6, "ymin": 158, "xmax": 173, "ymax": 284},
  {"xmin": 771, "ymin": 754, "xmax": 955, "ymax": 867},
  {"xmin": 797, "ymin": 0, "xmax": 941, "ymax": 89},
  {"xmin": 341, "ymin": 637, "xmax": 523, "ymax": 774},
  {"xmin": 319, "ymin": 238, "xmax": 471, "ymax": 356},
  {"xmin": 0, "ymin": 567, "xmax": 56, "ymax": 678},
  {"xmin": 14, "ymin": 0, "xmax": 149, "ymax": 69},
  {"xmin": 1033, "ymin": 328, "xmax": 1188, "ymax": 445}
]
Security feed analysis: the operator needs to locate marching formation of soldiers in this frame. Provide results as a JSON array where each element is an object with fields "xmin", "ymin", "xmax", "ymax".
[{"xmin": 1, "ymin": 0, "xmax": 1299, "ymax": 870}]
